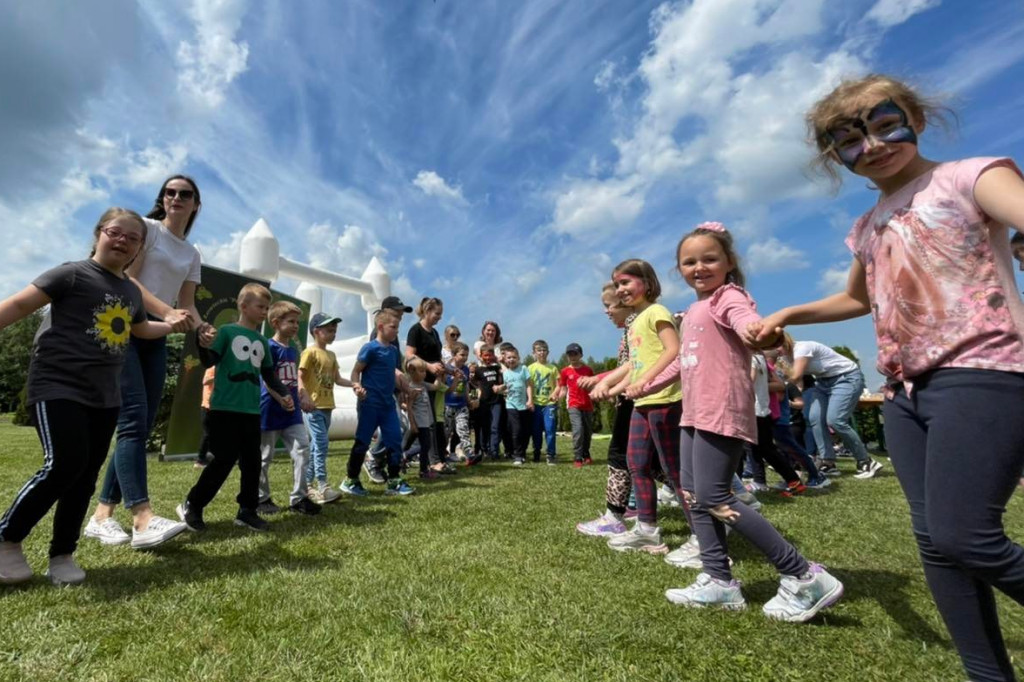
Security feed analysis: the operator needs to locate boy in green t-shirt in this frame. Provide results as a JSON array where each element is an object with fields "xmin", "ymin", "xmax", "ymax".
[
  {"xmin": 528, "ymin": 340, "xmax": 559, "ymax": 465},
  {"xmin": 177, "ymin": 284, "xmax": 292, "ymax": 533}
]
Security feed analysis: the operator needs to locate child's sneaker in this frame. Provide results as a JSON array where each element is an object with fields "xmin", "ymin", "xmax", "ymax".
[
  {"xmin": 818, "ymin": 461, "xmax": 841, "ymax": 477},
  {"xmin": 176, "ymin": 501, "xmax": 206, "ymax": 532},
  {"xmin": 746, "ymin": 481, "xmax": 771, "ymax": 493},
  {"xmin": 573, "ymin": 459, "xmax": 583, "ymax": 469},
  {"xmin": 234, "ymin": 508, "xmax": 270, "ymax": 532},
  {"xmin": 130, "ymin": 516, "xmax": 187, "ymax": 549},
  {"xmin": 665, "ymin": 572, "xmax": 746, "ymax": 610},
  {"xmin": 763, "ymin": 563, "xmax": 844, "ymax": 623},
  {"xmin": 289, "ymin": 497, "xmax": 322, "ymax": 516},
  {"xmin": 623, "ymin": 507, "xmax": 639, "ymax": 520},
  {"xmin": 805, "ymin": 475, "xmax": 832, "ymax": 489},
  {"xmin": 546, "ymin": 456, "xmax": 556, "ymax": 466},
  {"xmin": 657, "ymin": 484, "xmax": 680, "ymax": 507},
  {"xmin": 583, "ymin": 457, "xmax": 593, "ymax": 465},
  {"xmin": 0, "ymin": 541, "xmax": 33, "ymax": 584},
  {"xmin": 419, "ymin": 469, "xmax": 440, "ymax": 479},
  {"xmin": 606, "ymin": 525, "xmax": 668, "ymax": 554},
  {"xmin": 467, "ymin": 453, "xmax": 484, "ymax": 466},
  {"xmin": 318, "ymin": 482, "xmax": 342, "ymax": 503},
  {"xmin": 778, "ymin": 481, "xmax": 807, "ymax": 497},
  {"xmin": 853, "ymin": 458, "xmax": 884, "ymax": 479},
  {"xmin": 339, "ymin": 479, "xmax": 368, "ymax": 497},
  {"xmin": 385, "ymin": 479, "xmax": 416, "ymax": 496},
  {"xmin": 664, "ymin": 534, "xmax": 703, "ymax": 569},
  {"xmin": 363, "ymin": 458, "xmax": 386, "ymax": 484},
  {"xmin": 576, "ymin": 512, "xmax": 627, "ymax": 537},
  {"xmin": 46, "ymin": 554, "xmax": 86, "ymax": 586},
  {"xmin": 84, "ymin": 516, "xmax": 131, "ymax": 546},
  {"xmin": 256, "ymin": 499, "xmax": 281, "ymax": 515},
  {"xmin": 512, "ymin": 458, "xmax": 525, "ymax": 466}
]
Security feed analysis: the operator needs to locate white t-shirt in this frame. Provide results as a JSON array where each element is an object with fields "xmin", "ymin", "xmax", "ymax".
[
  {"xmin": 751, "ymin": 355, "xmax": 771, "ymax": 418},
  {"xmin": 137, "ymin": 217, "xmax": 202, "ymax": 307},
  {"xmin": 793, "ymin": 340, "xmax": 858, "ymax": 378}
]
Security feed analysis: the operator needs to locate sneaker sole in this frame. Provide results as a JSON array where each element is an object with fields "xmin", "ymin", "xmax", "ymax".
[
  {"xmin": 765, "ymin": 581, "xmax": 844, "ymax": 623},
  {"xmin": 665, "ymin": 590, "xmax": 746, "ymax": 610},
  {"xmin": 45, "ymin": 570, "xmax": 85, "ymax": 586},
  {"xmin": 233, "ymin": 519, "xmax": 269, "ymax": 532},
  {"xmin": 84, "ymin": 530, "xmax": 131, "ymax": 546},
  {"xmin": 576, "ymin": 525, "xmax": 625, "ymax": 537},
  {"xmin": 130, "ymin": 523, "xmax": 187, "ymax": 550},
  {"xmin": 608, "ymin": 542, "xmax": 669, "ymax": 554}
]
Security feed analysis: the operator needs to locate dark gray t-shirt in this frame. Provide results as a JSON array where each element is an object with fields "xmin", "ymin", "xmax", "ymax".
[{"xmin": 28, "ymin": 259, "xmax": 146, "ymax": 408}]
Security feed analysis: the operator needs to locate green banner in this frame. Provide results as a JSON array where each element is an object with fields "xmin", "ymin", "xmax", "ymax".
[{"xmin": 162, "ymin": 265, "xmax": 310, "ymax": 459}]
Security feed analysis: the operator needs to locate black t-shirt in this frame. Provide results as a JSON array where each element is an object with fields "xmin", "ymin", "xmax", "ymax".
[
  {"xmin": 473, "ymin": 363, "xmax": 504, "ymax": 405},
  {"xmin": 29, "ymin": 259, "xmax": 146, "ymax": 408},
  {"xmin": 406, "ymin": 322, "xmax": 442, "ymax": 383}
]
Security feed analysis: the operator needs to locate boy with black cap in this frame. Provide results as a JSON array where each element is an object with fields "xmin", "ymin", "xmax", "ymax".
[
  {"xmin": 299, "ymin": 311, "xmax": 360, "ymax": 503},
  {"xmin": 555, "ymin": 342, "xmax": 595, "ymax": 467}
]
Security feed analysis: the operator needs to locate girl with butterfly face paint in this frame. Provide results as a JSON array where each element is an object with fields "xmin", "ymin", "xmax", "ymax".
[{"xmin": 752, "ymin": 74, "xmax": 1024, "ymax": 682}]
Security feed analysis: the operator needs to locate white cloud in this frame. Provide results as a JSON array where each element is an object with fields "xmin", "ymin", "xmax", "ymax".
[
  {"xmin": 818, "ymin": 263, "xmax": 850, "ymax": 293},
  {"xmin": 413, "ymin": 258, "xmax": 426, "ymax": 269},
  {"xmin": 176, "ymin": 0, "xmax": 251, "ymax": 108},
  {"xmin": 412, "ymin": 170, "xmax": 467, "ymax": 205},
  {"xmin": 431, "ymin": 276, "xmax": 462, "ymax": 290},
  {"xmin": 865, "ymin": 0, "xmax": 941, "ymax": 28},
  {"xmin": 745, "ymin": 237, "xmax": 810, "ymax": 274},
  {"xmin": 302, "ymin": 222, "xmax": 388, "ymax": 276},
  {"xmin": 549, "ymin": 176, "xmax": 645, "ymax": 237},
  {"xmin": 194, "ymin": 230, "xmax": 246, "ymax": 270}
]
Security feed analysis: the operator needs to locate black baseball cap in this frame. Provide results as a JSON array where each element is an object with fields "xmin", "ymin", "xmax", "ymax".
[
  {"xmin": 566, "ymin": 343, "xmax": 583, "ymax": 355},
  {"xmin": 310, "ymin": 312, "xmax": 342, "ymax": 329},
  {"xmin": 381, "ymin": 296, "xmax": 413, "ymax": 313}
]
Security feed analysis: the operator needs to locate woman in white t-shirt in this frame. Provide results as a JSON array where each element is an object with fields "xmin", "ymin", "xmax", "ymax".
[
  {"xmin": 86, "ymin": 175, "xmax": 214, "ymax": 549},
  {"xmin": 781, "ymin": 336, "xmax": 882, "ymax": 479}
]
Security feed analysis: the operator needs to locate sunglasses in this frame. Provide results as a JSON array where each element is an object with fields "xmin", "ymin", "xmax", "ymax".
[
  {"xmin": 100, "ymin": 226, "xmax": 143, "ymax": 246},
  {"xmin": 163, "ymin": 188, "xmax": 196, "ymax": 200},
  {"xmin": 448, "ymin": 332, "xmax": 460, "ymax": 338}
]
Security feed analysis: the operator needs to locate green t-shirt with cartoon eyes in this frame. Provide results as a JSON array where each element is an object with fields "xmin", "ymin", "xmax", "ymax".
[{"xmin": 209, "ymin": 323, "xmax": 273, "ymax": 415}]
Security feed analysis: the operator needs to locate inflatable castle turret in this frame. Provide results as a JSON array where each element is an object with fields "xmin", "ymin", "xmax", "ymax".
[{"xmin": 240, "ymin": 218, "xmax": 389, "ymax": 439}]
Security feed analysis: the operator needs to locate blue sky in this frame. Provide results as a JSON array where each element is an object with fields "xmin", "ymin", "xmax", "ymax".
[{"xmin": 2, "ymin": 0, "xmax": 1023, "ymax": 388}]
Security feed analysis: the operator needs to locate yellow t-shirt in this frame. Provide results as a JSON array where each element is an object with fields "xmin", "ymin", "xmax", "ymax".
[
  {"xmin": 299, "ymin": 347, "xmax": 338, "ymax": 409},
  {"xmin": 628, "ymin": 303, "xmax": 682, "ymax": 407},
  {"xmin": 528, "ymin": 362, "xmax": 559, "ymax": 407}
]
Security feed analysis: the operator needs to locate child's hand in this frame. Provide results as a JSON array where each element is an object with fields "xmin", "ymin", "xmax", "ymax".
[
  {"xmin": 624, "ymin": 381, "xmax": 645, "ymax": 400},
  {"xmin": 495, "ymin": 384, "xmax": 506, "ymax": 394},
  {"xmin": 198, "ymin": 324, "xmax": 217, "ymax": 348},
  {"xmin": 748, "ymin": 314, "xmax": 784, "ymax": 348},
  {"xmin": 526, "ymin": 401, "xmax": 534, "ymax": 411},
  {"xmin": 577, "ymin": 375, "xmax": 598, "ymax": 391},
  {"xmin": 353, "ymin": 383, "xmax": 366, "ymax": 400},
  {"xmin": 590, "ymin": 383, "xmax": 609, "ymax": 401},
  {"xmin": 165, "ymin": 309, "xmax": 195, "ymax": 333},
  {"xmin": 299, "ymin": 395, "xmax": 315, "ymax": 412},
  {"xmin": 280, "ymin": 395, "xmax": 295, "ymax": 412}
]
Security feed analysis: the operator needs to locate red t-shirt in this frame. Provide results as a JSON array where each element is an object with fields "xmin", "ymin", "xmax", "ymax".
[{"xmin": 559, "ymin": 364, "xmax": 594, "ymax": 411}]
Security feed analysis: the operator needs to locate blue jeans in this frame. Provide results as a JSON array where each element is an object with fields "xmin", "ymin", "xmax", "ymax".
[
  {"xmin": 773, "ymin": 421, "xmax": 820, "ymax": 480},
  {"xmin": 489, "ymin": 402, "xmax": 504, "ymax": 457},
  {"xmin": 531, "ymin": 404, "xmax": 557, "ymax": 459},
  {"xmin": 884, "ymin": 369, "xmax": 1024, "ymax": 682},
  {"xmin": 807, "ymin": 369, "xmax": 870, "ymax": 464},
  {"xmin": 304, "ymin": 409, "xmax": 332, "ymax": 484},
  {"xmin": 98, "ymin": 335, "xmax": 167, "ymax": 509}
]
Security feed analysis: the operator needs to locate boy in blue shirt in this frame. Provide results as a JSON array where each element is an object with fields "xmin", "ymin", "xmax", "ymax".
[
  {"xmin": 340, "ymin": 309, "xmax": 414, "ymax": 496},
  {"xmin": 257, "ymin": 301, "xmax": 321, "ymax": 516},
  {"xmin": 502, "ymin": 345, "xmax": 534, "ymax": 466}
]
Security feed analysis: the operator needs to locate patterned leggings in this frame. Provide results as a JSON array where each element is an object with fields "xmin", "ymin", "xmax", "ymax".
[
  {"xmin": 444, "ymin": 406, "xmax": 471, "ymax": 453},
  {"xmin": 626, "ymin": 402, "xmax": 688, "ymax": 525}
]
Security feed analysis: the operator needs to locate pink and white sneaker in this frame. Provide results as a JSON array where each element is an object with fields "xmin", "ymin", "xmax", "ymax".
[{"xmin": 576, "ymin": 512, "xmax": 627, "ymax": 537}]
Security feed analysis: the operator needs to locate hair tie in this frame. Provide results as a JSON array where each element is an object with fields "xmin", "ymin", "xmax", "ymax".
[{"xmin": 696, "ymin": 221, "xmax": 728, "ymax": 234}]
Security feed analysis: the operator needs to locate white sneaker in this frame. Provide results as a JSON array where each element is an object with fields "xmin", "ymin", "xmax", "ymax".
[
  {"xmin": 131, "ymin": 516, "xmax": 187, "ymax": 550},
  {"xmin": 763, "ymin": 563, "xmax": 844, "ymax": 622},
  {"xmin": 664, "ymin": 534, "xmax": 703, "ymax": 569},
  {"xmin": 84, "ymin": 516, "xmax": 130, "ymax": 546},
  {"xmin": 853, "ymin": 458, "xmax": 884, "ymax": 480},
  {"xmin": 606, "ymin": 525, "xmax": 668, "ymax": 554},
  {"xmin": 46, "ymin": 554, "xmax": 85, "ymax": 586},
  {"xmin": 665, "ymin": 572, "xmax": 746, "ymax": 610},
  {"xmin": 0, "ymin": 541, "xmax": 33, "ymax": 584},
  {"xmin": 657, "ymin": 484, "xmax": 680, "ymax": 507}
]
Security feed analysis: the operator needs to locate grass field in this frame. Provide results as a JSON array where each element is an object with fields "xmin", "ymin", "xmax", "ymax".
[{"xmin": 0, "ymin": 415, "xmax": 1021, "ymax": 681}]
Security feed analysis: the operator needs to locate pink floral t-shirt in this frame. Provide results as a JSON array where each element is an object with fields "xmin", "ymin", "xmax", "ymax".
[
  {"xmin": 645, "ymin": 285, "xmax": 762, "ymax": 444},
  {"xmin": 846, "ymin": 157, "xmax": 1024, "ymax": 395}
]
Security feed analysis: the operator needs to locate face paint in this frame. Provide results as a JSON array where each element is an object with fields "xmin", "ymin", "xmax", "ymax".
[{"xmin": 825, "ymin": 99, "xmax": 918, "ymax": 170}]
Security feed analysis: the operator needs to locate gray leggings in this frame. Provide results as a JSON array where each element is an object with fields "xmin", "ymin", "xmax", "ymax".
[
  {"xmin": 680, "ymin": 427, "xmax": 808, "ymax": 582},
  {"xmin": 884, "ymin": 369, "xmax": 1024, "ymax": 682}
]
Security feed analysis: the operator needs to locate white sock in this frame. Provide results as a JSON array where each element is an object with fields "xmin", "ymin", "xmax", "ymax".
[{"xmin": 637, "ymin": 521, "xmax": 657, "ymax": 534}]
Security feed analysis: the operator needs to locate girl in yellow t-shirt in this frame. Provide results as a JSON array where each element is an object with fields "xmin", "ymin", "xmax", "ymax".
[{"xmin": 605, "ymin": 259, "xmax": 691, "ymax": 556}]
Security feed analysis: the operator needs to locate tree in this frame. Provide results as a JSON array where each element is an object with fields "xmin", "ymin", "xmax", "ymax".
[
  {"xmin": 831, "ymin": 345, "xmax": 860, "ymax": 365},
  {"xmin": 0, "ymin": 310, "xmax": 44, "ymax": 414}
]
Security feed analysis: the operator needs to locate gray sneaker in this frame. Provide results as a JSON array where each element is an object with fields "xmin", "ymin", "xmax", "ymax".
[
  {"xmin": 46, "ymin": 554, "xmax": 86, "ymax": 586},
  {"xmin": 763, "ymin": 563, "xmax": 844, "ymax": 622},
  {"xmin": 0, "ymin": 541, "xmax": 32, "ymax": 584},
  {"xmin": 606, "ymin": 526, "xmax": 668, "ymax": 554}
]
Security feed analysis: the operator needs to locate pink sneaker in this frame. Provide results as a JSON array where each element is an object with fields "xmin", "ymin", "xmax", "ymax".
[{"xmin": 576, "ymin": 513, "xmax": 627, "ymax": 537}]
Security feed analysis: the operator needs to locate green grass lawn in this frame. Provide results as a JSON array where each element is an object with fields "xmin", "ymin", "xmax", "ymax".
[{"xmin": 0, "ymin": 415, "xmax": 1021, "ymax": 681}]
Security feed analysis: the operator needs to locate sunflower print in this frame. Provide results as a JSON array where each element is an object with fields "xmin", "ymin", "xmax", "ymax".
[{"xmin": 88, "ymin": 294, "xmax": 134, "ymax": 354}]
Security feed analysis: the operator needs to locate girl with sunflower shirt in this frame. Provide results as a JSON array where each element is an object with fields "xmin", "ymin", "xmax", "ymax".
[{"xmin": 0, "ymin": 208, "xmax": 174, "ymax": 586}]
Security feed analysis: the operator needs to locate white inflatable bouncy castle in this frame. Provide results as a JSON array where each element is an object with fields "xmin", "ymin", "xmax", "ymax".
[{"xmin": 239, "ymin": 218, "xmax": 390, "ymax": 440}]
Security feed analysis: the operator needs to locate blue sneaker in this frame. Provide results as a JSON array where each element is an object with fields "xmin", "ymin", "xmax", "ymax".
[
  {"xmin": 385, "ymin": 479, "xmax": 415, "ymax": 496},
  {"xmin": 340, "ymin": 479, "xmax": 369, "ymax": 497}
]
